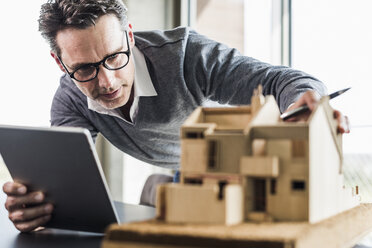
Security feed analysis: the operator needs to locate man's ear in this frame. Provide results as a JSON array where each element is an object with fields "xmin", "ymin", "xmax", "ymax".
[
  {"xmin": 50, "ymin": 52, "xmax": 66, "ymax": 73},
  {"xmin": 127, "ymin": 23, "xmax": 135, "ymax": 48}
]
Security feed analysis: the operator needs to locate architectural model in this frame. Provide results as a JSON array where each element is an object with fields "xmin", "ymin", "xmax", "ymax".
[{"xmin": 156, "ymin": 86, "xmax": 360, "ymax": 225}]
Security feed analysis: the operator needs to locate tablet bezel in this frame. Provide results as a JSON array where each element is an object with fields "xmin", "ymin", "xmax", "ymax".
[{"xmin": 0, "ymin": 125, "xmax": 120, "ymax": 233}]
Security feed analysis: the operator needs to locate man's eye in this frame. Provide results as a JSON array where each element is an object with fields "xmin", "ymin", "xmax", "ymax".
[
  {"xmin": 76, "ymin": 66, "xmax": 95, "ymax": 77},
  {"xmin": 106, "ymin": 54, "xmax": 119, "ymax": 62}
]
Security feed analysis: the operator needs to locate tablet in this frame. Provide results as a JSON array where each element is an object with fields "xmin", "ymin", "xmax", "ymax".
[{"xmin": 0, "ymin": 125, "xmax": 119, "ymax": 233}]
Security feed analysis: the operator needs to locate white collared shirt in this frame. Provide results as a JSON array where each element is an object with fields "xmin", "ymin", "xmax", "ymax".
[{"xmin": 87, "ymin": 46, "xmax": 157, "ymax": 123}]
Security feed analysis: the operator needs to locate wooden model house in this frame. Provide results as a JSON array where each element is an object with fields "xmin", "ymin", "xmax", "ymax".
[{"xmin": 156, "ymin": 87, "xmax": 360, "ymax": 225}]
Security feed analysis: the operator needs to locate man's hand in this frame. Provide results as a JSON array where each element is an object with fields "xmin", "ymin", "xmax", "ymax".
[
  {"xmin": 284, "ymin": 90, "xmax": 350, "ymax": 134},
  {"xmin": 3, "ymin": 181, "xmax": 53, "ymax": 232}
]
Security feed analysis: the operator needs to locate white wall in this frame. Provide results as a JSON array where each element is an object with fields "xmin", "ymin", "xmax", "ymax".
[
  {"xmin": 0, "ymin": 1, "xmax": 62, "ymax": 126},
  {"xmin": 292, "ymin": 0, "xmax": 372, "ymax": 153},
  {"xmin": 292, "ymin": 0, "xmax": 372, "ymax": 126}
]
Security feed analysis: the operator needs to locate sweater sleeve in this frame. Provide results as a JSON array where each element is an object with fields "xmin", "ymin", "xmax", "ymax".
[{"xmin": 183, "ymin": 29, "xmax": 327, "ymax": 113}]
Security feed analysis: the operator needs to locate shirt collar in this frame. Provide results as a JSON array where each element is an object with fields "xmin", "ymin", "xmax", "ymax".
[
  {"xmin": 87, "ymin": 46, "xmax": 157, "ymax": 121},
  {"xmin": 132, "ymin": 46, "xmax": 157, "ymax": 98}
]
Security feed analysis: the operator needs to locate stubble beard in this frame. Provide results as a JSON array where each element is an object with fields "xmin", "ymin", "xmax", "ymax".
[{"xmin": 96, "ymin": 83, "xmax": 130, "ymax": 110}]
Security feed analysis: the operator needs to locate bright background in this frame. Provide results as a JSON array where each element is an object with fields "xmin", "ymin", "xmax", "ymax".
[{"xmin": 0, "ymin": 0, "xmax": 62, "ymax": 126}]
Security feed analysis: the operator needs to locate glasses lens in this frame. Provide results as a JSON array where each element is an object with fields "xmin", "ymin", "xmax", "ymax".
[
  {"xmin": 74, "ymin": 65, "xmax": 97, "ymax": 82},
  {"xmin": 104, "ymin": 52, "xmax": 129, "ymax": 70}
]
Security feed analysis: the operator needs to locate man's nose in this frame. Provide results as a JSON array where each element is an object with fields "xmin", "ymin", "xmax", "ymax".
[{"xmin": 97, "ymin": 65, "xmax": 114, "ymax": 89}]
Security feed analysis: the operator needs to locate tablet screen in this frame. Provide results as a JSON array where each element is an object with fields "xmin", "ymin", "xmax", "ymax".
[{"xmin": 0, "ymin": 125, "xmax": 119, "ymax": 233}]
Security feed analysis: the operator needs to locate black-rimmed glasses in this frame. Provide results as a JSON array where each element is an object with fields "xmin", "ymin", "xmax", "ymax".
[{"xmin": 58, "ymin": 31, "xmax": 131, "ymax": 83}]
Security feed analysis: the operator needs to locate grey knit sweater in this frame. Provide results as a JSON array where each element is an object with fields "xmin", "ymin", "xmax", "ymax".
[{"xmin": 51, "ymin": 27, "xmax": 326, "ymax": 169}]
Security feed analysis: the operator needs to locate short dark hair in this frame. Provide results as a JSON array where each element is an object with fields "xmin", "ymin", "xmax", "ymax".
[{"xmin": 38, "ymin": 0, "xmax": 128, "ymax": 56}]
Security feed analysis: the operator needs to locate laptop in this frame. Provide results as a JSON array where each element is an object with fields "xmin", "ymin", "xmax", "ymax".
[{"xmin": 0, "ymin": 125, "xmax": 155, "ymax": 233}]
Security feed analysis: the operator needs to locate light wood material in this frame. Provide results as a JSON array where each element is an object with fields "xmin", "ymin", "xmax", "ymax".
[
  {"xmin": 181, "ymin": 139, "xmax": 208, "ymax": 173},
  {"xmin": 247, "ymin": 211, "xmax": 274, "ymax": 222},
  {"xmin": 250, "ymin": 125, "xmax": 309, "ymax": 140},
  {"xmin": 182, "ymin": 107, "xmax": 203, "ymax": 126},
  {"xmin": 181, "ymin": 123, "xmax": 216, "ymax": 139},
  {"xmin": 240, "ymin": 156, "xmax": 279, "ymax": 177},
  {"xmin": 181, "ymin": 172, "xmax": 242, "ymax": 185},
  {"xmin": 152, "ymin": 86, "xmax": 359, "ymax": 232},
  {"xmin": 156, "ymin": 183, "xmax": 244, "ymax": 225},
  {"xmin": 251, "ymin": 85, "xmax": 265, "ymax": 115},
  {"xmin": 308, "ymin": 102, "xmax": 358, "ymax": 223},
  {"xmin": 249, "ymin": 95, "xmax": 280, "ymax": 127},
  {"xmin": 103, "ymin": 204, "xmax": 372, "ymax": 248}
]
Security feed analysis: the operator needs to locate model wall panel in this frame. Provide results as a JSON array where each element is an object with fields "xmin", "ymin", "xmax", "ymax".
[
  {"xmin": 207, "ymin": 135, "xmax": 246, "ymax": 173},
  {"xmin": 309, "ymin": 106, "xmax": 342, "ymax": 223},
  {"xmin": 181, "ymin": 139, "xmax": 208, "ymax": 173},
  {"xmin": 163, "ymin": 184, "xmax": 226, "ymax": 224}
]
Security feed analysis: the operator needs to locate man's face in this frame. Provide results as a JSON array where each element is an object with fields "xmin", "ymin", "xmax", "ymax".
[{"xmin": 53, "ymin": 14, "xmax": 135, "ymax": 110}]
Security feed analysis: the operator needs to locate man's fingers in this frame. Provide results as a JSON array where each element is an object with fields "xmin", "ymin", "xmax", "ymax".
[
  {"xmin": 14, "ymin": 215, "xmax": 51, "ymax": 233},
  {"xmin": 302, "ymin": 91, "xmax": 321, "ymax": 111},
  {"xmin": 5, "ymin": 191, "xmax": 45, "ymax": 211},
  {"xmin": 288, "ymin": 91, "xmax": 321, "ymax": 111},
  {"xmin": 3, "ymin": 182, "xmax": 27, "ymax": 195},
  {"xmin": 334, "ymin": 110, "xmax": 350, "ymax": 134},
  {"xmin": 283, "ymin": 91, "xmax": 321, "ymax": 123},
  {"xmin": 286, "ymin": 92, "xmax": 350, "ymax": 134},
  {"xmin": 9, "ymin": 203, "xmax": 53, "ymax": 223},
  {"xmin": 284, "ymin": 114, "xmax": 307, "ymax": 122},
  {"xmin": 343, "ymin": 116, "xmax": 350, "ymax": 133}
]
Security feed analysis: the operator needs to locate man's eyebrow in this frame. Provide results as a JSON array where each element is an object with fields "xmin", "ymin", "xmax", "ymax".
[
  {"xmin": 68, "ymin": 46, "xmax": 126, "ymax": 70},
  {"xmin": 68, "ymin": 62, "xmax": 90, "ymax": 71}
]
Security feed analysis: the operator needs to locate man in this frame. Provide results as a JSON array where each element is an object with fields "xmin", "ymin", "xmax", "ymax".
[{"xmin": 2, "ymin": 0, "xmax": 349, "ymax": 232}]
